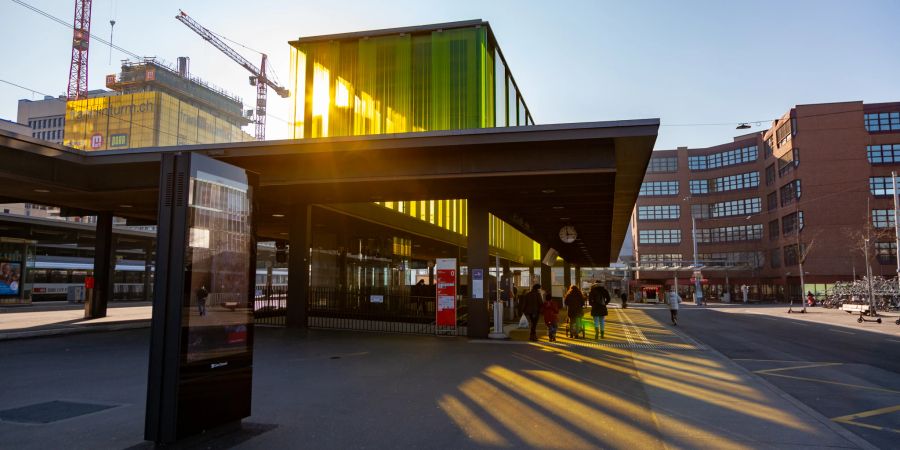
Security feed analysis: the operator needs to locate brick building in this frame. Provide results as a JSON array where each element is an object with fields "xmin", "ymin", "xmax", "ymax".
[{"xmin": 632, "ymin": 100, "xmax": 900, "ymax": 302}]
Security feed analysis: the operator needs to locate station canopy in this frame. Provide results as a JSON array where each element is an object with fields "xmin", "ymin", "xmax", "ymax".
[{"xmin": 0, "ymin": 119, "xmax": 658, "ymax": 267}]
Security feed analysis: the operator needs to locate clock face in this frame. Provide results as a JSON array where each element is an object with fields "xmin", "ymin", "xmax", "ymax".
[{"xmin": 559, "ymin": 225, "xmax": 577, "ymax": 244}]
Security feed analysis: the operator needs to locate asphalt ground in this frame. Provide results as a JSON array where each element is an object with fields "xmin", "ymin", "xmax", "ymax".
[
  {"xmin": 642, "ymin": 303, "xmax": 900, "ymax": 449},
  {"xmin": 0, "ymin": 306, "xmax": 874, "ymax": 449}
]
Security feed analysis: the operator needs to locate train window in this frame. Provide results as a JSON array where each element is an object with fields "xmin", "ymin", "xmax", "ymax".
[
  {"xmin": 49, "ymin": 270, "xmax": 67, "ymax": 283},
  {"xmin": 125, "ymin": 272, "xmax": 143, "ymax": 283},
  {"xmin": 31, "ymin": 269, "xmax": 48, "ymax": 283},
  {"xmin": 71, "ymin": 270, "xmax": 88, "ymax": 283}
]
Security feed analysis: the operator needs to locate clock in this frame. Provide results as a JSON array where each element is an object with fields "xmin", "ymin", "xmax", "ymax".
[{"xmin": 559, "ymin": 225, "xmax": 577, "ymax": 244}]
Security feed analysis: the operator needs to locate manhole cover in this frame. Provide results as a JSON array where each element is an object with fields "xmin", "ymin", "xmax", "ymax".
[{"xmin": 0, "ymin": 400, "xmax": 116, "ymax": 424}]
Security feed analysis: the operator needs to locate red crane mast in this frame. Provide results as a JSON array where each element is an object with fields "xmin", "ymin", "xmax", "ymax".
[{"xmin": 67, "ymin": 0, "xmax": 92, "ymax": 100}]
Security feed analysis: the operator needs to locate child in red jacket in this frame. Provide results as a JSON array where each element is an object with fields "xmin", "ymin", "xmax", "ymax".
[{"xmin": 542, "ymin": 293, "xmax": 559, "ymax": 342}]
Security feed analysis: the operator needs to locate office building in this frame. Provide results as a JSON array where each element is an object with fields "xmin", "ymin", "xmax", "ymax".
[{"xmin": 632, "ymin": 100, "xmax": 900, "ymax": 302}]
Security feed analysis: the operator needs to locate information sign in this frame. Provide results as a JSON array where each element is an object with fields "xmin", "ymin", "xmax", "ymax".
[
  {"xmin": 472, "ymin": 268, "xmax": 484, "ymax": 299},
  {"xmin": 435, "ymin": 258, "xmax": 457, "ymax": 327}
]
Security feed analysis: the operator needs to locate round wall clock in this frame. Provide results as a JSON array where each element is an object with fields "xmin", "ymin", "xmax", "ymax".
[{"xmin": 559, "ymin": 225, "xmax": 577, "ymax": 244}]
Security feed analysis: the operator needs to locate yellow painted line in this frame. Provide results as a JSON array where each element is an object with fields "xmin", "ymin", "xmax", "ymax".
[
  {"xmin": 734, "ymin": 358, "xmax": 833, "ymax": 363},
  {"xmin": 761, "ymin": 372, "xmax": 900, "ymax": 395},
  {"xmin": 754, "ymin": 362, "xmax": 843, "ymax": 375},
  {"xmin": 832, "ymin": 404, "xmax": 900, "ymax": 421},
  {"xmin": 832, "ymin": 404, "xmax": 900, "ymax": 434}
]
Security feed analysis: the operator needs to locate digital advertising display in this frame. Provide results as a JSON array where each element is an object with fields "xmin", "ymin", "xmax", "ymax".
[{"xmin": 0, "ymin": 262, "xmax": 21, "ymax": 296}]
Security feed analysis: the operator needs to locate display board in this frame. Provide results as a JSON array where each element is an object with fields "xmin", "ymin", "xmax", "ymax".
[{"xmin": 145, "ymin": 153, "xmax": 257, "ymax": 444}]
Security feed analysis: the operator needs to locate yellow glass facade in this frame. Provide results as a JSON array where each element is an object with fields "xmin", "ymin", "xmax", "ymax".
[
  {"xmin": 291, "ymin": 24, "xmax": 538, "ymax": 264},
  {"xmin": 64, "ymin": 91, "xmax": 252, "ymax": 151}
]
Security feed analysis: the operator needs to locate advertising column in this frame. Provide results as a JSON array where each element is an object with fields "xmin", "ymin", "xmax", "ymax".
[{"xmin": 435, "ymin": 258, "xmax": 457, "ymax": 334}]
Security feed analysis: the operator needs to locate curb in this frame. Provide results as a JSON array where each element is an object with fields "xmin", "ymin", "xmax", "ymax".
[
  {"xmin": 668, "ymin": 324, "xmax": 880, "ymax": 450},
  {"xmin": 0, "ymin": 320, "xmax": 151, "ymax": 341}
]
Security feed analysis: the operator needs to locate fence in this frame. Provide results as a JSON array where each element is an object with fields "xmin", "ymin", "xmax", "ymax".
[{"xmin": 252, "ymin": 285, "xmax": 468, "ymax": 335}]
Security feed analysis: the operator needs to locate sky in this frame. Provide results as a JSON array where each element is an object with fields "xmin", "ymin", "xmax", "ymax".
[{"xmin": 1, "ymin": 0, "xmax": 899, "ymax": 149}]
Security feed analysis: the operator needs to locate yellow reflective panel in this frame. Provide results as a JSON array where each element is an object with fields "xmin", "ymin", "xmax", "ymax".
[
  {"xmin": 335, "ymin": 77, "xmax": 351, "ymax": 108},
  {"xmin": 311, "ymin": 63, "xmax": 330, "ymax": 138}
]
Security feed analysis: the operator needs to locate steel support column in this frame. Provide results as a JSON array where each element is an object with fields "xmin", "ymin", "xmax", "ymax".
[
  {"xmin": 286, "ymin": 203, "xmax": 311, "ymax": 329},
  {"xmin": 466, "ymin": 199, "xmax": 490, "ymax": 338},
  {"xmin": 86, "ymin": 212, "xmax": 114, "ymax": 319},
  {"xmin": 541, "ymin": 244, "xmax": 553, "ymax": 299},
  {"xmin": 563, "ymin": 262, "xmax": 572, "ymax": 290}
]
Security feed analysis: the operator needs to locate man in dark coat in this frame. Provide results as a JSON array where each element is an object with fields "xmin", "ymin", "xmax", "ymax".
[{"xmin": 521, "ymin": 284, "xmax": 544, "ymax": 342}]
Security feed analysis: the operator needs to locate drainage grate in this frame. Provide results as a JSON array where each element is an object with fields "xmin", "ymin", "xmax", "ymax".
[{"xmin": 0, "ymin": 401, "xmax": 116, "ymax": 424}]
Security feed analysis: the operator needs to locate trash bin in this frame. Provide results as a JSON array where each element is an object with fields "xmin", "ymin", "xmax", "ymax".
[{"xmin": 466, "ymin": 298, "xmax": 489, "ymax": 338}]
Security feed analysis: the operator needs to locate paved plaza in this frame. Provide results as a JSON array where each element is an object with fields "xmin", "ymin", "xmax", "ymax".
[{"xmin": 0, "ymin": 304, "xmax": 878, "ymax": 449}]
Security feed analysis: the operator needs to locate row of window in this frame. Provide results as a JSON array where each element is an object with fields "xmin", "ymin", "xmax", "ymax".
[
  {"xmin": 29, "ymin": 117, "xmax": 63, "ymax": 130},
  {"xmin": 33, "ymin": 130, "xmax": 62, "ymax": 141},
  {"xmin": 865, "ymin": 112, "xmax": 900, "ymax": 132},
  {"xmin": 638, "ymin": 229, "xmax": 681, "ymax": 244},
  {"xmin": 638, "ymin": 253, "xmax": 682, "ymax": 263},
  {"xmin": 647, "ymin": 156, "xmax": 678, "ymax": 173},
  {"xmin": 696, "ymin": 224, "xmax": 763, "ymax": 243},
  {"xmin": 690, "ymin": 171, "xmax": 760, "ymax": 195},
  {"xmin": 776, "ymin": 119, "xmax": 795, "ymax": 147},
  {"xmin": 868, "ymin": 144, "xmax": 900, "ymax": 164},
  {"xmin": 698, "ymin": 251, "xmax": 765, "ymax": 269},
  {"xmin": 770, "ymin": 243, "xmax": 805, "ymax": 267},
  {"xmin": 876, "ymin": 242, "xmax": 897, "ymax": 264},
  {"xmin": 637, "ymin": 204, "xmax": 680, "ymax": 220},
  {"xmin": 639, "ymin": 181, "xmax": 679, "ymax": 196},
  {"xmin": 687, "ymin": 146, "xmax": 758, "ymax": 171}
]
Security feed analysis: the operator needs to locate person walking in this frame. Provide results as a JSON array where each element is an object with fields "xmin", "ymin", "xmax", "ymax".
[
  {"xmin": 541, "ymin": 290, "xmax": 560, "ymax": 342},
  {"xmin": 564, "ymin": 285, "xmax": 586, "ymax": 338},
  {"xmin": 522, "ymin": 284, "xmax": 544, "ymax": 342},
  {"xmin": 668, "ymin": 289, "xmax": 682, "ymax": 325},
  {"xmin": 615, "ymin": 288, "xmax": 628, "ymax": 309},
  {"xmin": 197, "ymin": 285, "xmax": 209, "ymax": 317},
  {"xmin": 591, "ymin": 289, "xmax": 609, "ymax": 339}
]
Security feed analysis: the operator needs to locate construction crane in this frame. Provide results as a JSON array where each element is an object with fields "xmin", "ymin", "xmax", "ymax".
[
  {"xmin": 176, "ymin": 10, "xmax": 289, "ymax": 140},
  {"xmin": 67, "ymin": 0, "xmax": 92, "ymax": 100}
]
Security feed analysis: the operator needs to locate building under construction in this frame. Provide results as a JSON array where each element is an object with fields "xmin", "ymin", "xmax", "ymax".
[{"xmin": 64, "ymin": 58, "xmax": 253, "ymax": 150}]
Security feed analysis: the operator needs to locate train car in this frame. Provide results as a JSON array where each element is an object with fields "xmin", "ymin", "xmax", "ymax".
[{"xmin": 30, "ymin": 256, "xmax": 150, "ymax": 302}]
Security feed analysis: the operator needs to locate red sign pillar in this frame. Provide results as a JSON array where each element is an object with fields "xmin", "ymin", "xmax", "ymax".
[{"xmin": 435, "ymin": 258, "xmax": 457, "ymax": 328}]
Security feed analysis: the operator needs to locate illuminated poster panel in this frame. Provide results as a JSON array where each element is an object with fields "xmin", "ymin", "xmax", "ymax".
[{"xmin": 146, "ymin": 153, "xmax": 257, "ymax": 444}]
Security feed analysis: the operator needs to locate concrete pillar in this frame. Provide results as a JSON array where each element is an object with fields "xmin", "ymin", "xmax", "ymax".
[
  {"xmin": 575, "ymin": 266, "xmax": 582, "ymax": 288},
  {"xmin": 86, "ymin": 212, "xmax": 115, "ymax": 319},
  {"xmin": 466, "ymin": 200, "xmax": 490, "ymax": 338},
  {"xmin": 563, "ymin": 262, "xmax": 572, "ymax": 290},
  {"xmin": 540, "ymin": 243, "xmax": 553, "ymax": 299},
  {"xmin": 286, "ymin": 203, "xmax": 311, "ymax": 329}
]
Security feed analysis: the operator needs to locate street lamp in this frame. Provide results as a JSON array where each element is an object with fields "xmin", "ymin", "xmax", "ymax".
[{"xmin": 685, "ymin": 196, "xmax": 704, "ymax": 306}]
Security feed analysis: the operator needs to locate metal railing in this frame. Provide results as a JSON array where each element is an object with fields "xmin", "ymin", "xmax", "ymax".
[{"xmin": 252, "ymin": 285, "xmax": 469, "ymax": 334}]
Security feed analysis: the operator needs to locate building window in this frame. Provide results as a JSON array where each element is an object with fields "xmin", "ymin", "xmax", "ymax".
[
  {"xmin": 770, "ymin": 248, "xmax": 781, "ymax": 268},
  {"xmin": 872, "ymin": 209, "xmax": 895, "ymax": 228},
  {"xmin": 639, "ymin": 253, "xmax": 683, "ymax": 263},
  {"xmin": 876, "ymin": 242, "xmax": 897, "ymax": 264},
  {"xmin": 638, "ymin": 229, "xmax": 682, "ymax": 244},
  {"xmin": 698, "ymin": 251, "xmax": 764, "ymax": 269},
  {"xmin": 764, "ymin": 138, "xmax": 774, "ymax": 159},
  {"xmin": 767, "ymin": 192, "xmax": 778, "ymax": 211},
  {"xmin": 784, "ymin": 243, "xmax": 801, "ymax": 266},
  {"xmin": 776, "ymin": 119, "xmax": 794, "ymax": 146},
  {"xmin": 867, "ymin": 144, "xmax": 900, "ymax": 164},
  {"xmin": 639, "ymin": 181, "xmax": 679, "ymax": 196},
  {"xmin": 688, "ymin": 145, "xmax": 758, "ymax": 171},
  {"xmin": 690, "ymin": 171, "xmax": 759, "ymax": 195},
  {"xmin": 777, "ymin": 148, "xmax": 799, "ymax": 177},
  {"xmin": 691, "ymin": 204, "xmax": 710, "ymax": 219},
  {"xmin": 864, "ymin": 112, "xmax": 900, "ymax": 132},
  {"xmin": 869, "ymin": 177, "xmax": 895, "ymax": 197},
  {"xmin": 696, "ymin": 224, "xmax": 763, "ymax": 243},
  {"xmin": 711, "ymin": 197, "xmax": 761, "ymax": 218},
  {"xmin": 766, "ymin": 164, "xmax": 776, "ymax": 185},
  {"xmin": 647, "ymin": 157, "xmax": 678, "ymax": 173},
  {"xmin": 637, "ymin": 205, "xmax": 680, "ymax": 220},
  {"xmin": 781, "ymin": 211, "xmax": 804, "ymax": 235},
  {"xmin": 769, "ymin": 220, "xmax": 779, "ymax": 241},
  {"xmin": 780, "ymin": 180, "xmax": 801, "ymax": 206}
]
